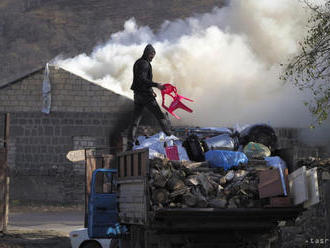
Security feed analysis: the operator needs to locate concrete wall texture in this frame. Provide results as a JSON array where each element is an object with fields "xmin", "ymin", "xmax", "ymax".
[{"xmin": 0, "ymin": 66, "xmax": 135, "ymax": 204}]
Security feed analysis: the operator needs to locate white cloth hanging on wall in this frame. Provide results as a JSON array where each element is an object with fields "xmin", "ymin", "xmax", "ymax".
[{"xmin": 41, "ymin": 63, "xmax": 51, "ymax": 114}]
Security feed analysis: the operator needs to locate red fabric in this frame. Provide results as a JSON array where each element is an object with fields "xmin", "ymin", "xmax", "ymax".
[
  {"xmin": 161, "ymin": 83, "xmax": 194, "ymax": 119},
  {"xmin": 165, "ymin": 145, "xmax": 180, "ymax": 160}
]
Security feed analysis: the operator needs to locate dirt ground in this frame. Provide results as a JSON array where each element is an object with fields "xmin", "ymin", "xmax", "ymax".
[
  {"xmin": 0, "ymin": 205, "xmax": 84, "ymax": 248},
  {"xmin": 0, "ymin": 230, "xmax": 71, "ymax": 248}
]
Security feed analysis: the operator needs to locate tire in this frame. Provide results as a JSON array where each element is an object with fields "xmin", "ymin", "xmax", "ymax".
[
  {"xmin": 109, "ymin": 239, "xmax": 119, "ymax": 248},
  {"xmin": 110, "ymin": 239, "xmax": 131, "ymax": 248},
  {"xmin": 80, "ymin": 241, "xmax": 102, "ymax": 248}
]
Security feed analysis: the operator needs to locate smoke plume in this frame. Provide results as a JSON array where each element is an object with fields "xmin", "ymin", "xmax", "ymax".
[{"xmin": 55, "ymin": 0, "xmax": 325, "ymax": 128}]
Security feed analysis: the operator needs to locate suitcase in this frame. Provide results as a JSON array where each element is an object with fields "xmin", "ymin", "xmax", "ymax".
[{"xmin": 182, "ymin": 134, "xmax": 205, "ymax": 162}]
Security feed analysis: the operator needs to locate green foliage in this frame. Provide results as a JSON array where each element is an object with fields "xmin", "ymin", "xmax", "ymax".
[{"xmin": 281, "ymin": 1, "xmax": 330, "ymax": 126}]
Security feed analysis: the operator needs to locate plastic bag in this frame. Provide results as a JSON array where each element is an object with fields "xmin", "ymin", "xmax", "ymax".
[
  {"xmin": 264, "ymin": 156, "xmax": 287, "ymax": 170},
  {"xmin": 243, "ymin": 142, "xmax": 271, "ymax": 159},
  {"xmin": 134, "ymin": 132, "xmax": 189, "ymax": 161},
  {"xmin": 239, "ymin": 123, "xmax": 277, "ymax": 150},
  {"xmin": 233, "ymin": 123, "xmax": 251, "ymax": 134},
  {"xmin": 203, "ymin": 134, "xmax": 236, "ymax": 151},
  {"xmin": 205, "ymin": 150, "xmax": 248, "ymax": 170}
]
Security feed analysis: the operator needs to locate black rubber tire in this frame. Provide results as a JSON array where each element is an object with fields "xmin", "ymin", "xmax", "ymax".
[
  {"xmin": 109, "ymin": 239, "xmax": 119, "ymax": 248},
  {"xmin": 110, "ymin": 239, "xmax": 131, "ymax": 248},
  {"xmin": 80, "ymin": 241, "xmax": 102, "ymax": 248}
]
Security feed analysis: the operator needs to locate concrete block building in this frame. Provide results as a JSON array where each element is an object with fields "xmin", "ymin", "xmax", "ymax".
[{"xmin": 0, "ymin": 65, "xmax": 141, "ymax": 205}]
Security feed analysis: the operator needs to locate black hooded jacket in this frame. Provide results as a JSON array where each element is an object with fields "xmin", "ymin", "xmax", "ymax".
[{"xmin": 130, "ymin": 44, "xmax": 159, "ymax": 97}]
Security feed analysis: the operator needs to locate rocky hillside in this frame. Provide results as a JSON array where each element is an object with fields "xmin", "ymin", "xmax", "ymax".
[{"xmin": 0, "ymin": 0, "xmax": 224, "ymax": 87}]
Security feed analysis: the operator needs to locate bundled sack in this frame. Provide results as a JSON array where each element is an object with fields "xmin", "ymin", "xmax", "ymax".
[
  {"xmin": 243, "ymin": 142, "xmax": 271, "ymax": 159},
  {"xmin": 239, "ymin": 124, "xmax": 277, "ymax": 151},
  {"xmin": 205, "ymin": 150, "xmax": 248, "ymax": 170},
  {"xmin": 202, "ymin": 134, "xmax": 238, "ymax": 151},
  {"xmin": 182, "ymin": 134, "xmax": 205, "ymax": 162}
]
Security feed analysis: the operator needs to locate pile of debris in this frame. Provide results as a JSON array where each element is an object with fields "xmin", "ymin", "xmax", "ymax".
[
  {"xmin": 149, "ymin": 158, "xmax": 268, "ymax": 210},
  {"xmin": 296, "ymin": 157, "xmax": 330, "ymax": 172},
  {"xmin": 133, "ymin": 123, "xmax": 299, "ymax": 209}
]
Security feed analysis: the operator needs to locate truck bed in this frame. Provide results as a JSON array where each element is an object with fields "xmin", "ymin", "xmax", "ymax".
[
  {"xmin": 116, "ymin": 149, "xmax": 303, "ymax": 231},
  {"xmin": 152, "ymin": 207, "xmax": 303, "ymax": 231}
]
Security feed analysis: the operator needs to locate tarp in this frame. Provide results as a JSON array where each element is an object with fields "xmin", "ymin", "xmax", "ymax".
[{"xmin": 205, "ymin": 150, "xmax": 248, "ymax": 170}]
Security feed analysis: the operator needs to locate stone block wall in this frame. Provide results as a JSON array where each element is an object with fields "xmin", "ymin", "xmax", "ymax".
[
  {"xmin": 6, "ymin": 111, "xmax": 135, "ymax": 205},
  {"xmin": 0, "ymin": 66, "xmax": 143, "ymax": 205},
  {"xmin": 0, "ymin": 66, "xmax": 132, "ymax": 113}
]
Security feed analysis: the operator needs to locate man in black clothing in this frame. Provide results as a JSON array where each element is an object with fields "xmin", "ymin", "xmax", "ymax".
[{"xmin": 127, "ymin": 44, "xmax": 172, "ymax": 150}]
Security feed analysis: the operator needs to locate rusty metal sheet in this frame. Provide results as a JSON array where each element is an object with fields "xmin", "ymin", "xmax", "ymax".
[{"xmin": 258, "ymin": 169, "xmax": 289, "ymax": 199}]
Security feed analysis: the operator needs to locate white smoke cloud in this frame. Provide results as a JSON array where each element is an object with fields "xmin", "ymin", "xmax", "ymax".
[{"xmin": 55, "ymin": 0, "xmax": 325, "ymax": 128}]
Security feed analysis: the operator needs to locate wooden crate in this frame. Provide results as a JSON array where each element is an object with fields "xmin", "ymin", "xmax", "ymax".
[
  {"xmin": 116, "ymin": 149, "xmax": 150, "ymax": 225},
  {"xmin": 117, "ymin": 148, "xmax": 149, "ymax": 179}
]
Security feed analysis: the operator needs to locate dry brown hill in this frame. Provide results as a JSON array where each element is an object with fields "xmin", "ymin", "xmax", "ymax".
[{"xmin": 0, "ymin": 0, "xmax": 223, "ymax": 87}]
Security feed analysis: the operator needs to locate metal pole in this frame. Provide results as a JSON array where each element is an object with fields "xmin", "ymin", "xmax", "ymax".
[
  {"xmin": 84, "ymin": 148, "xmax": 88, "ymax": 228},
  {"xmin": 2, "ymin": 113, "xmax": 10, "ymax": 233},
  {"xmin": 2, "ymin": 177, "xmax": 9, "ymax": 233},
  {"xmin": 4, "ymin": 113, "xmax": 10, "ymax": 149}
]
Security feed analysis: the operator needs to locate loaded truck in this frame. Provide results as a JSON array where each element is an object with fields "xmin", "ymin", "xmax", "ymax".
[{"xmin": 70, "ymin": 148, "xmax": 305, "ymax": 248}]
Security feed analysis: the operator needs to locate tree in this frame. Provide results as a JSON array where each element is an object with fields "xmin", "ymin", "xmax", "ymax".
[{"xmin": 281, "ymin": 1, "xmax": 330, "ymax": 126}]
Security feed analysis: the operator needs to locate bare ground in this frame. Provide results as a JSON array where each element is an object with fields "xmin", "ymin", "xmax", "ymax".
[
  {"xmin": 0, "ymin": 230, "xmax": 71, "ymax": 248},
  {"xmin": 0, "ymin": 205, "xmax": 84, "ymax": 248}
]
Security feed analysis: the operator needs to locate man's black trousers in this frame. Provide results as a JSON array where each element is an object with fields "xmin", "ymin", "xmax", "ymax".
[{"xmin": 128, "ymin": 94, "xmax": 171, "ymax": 144}]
